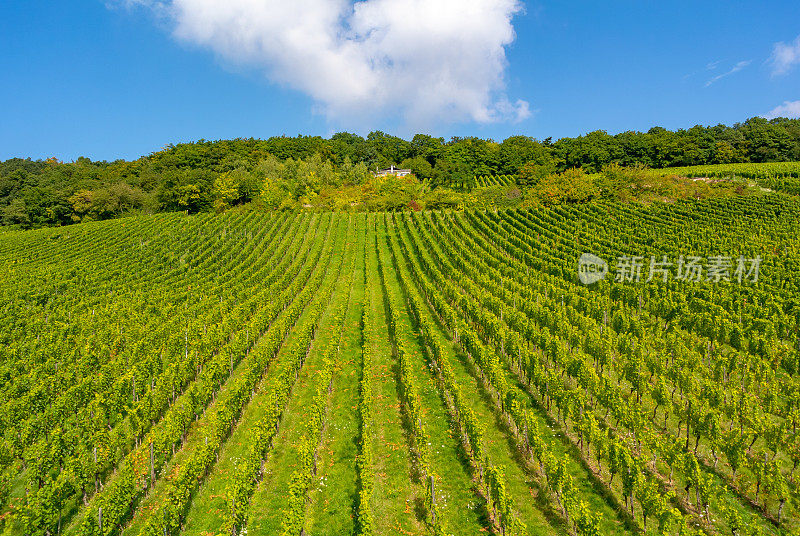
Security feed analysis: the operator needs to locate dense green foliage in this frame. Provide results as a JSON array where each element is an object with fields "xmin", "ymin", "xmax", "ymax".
[
  {"xmin": 1, "ymin": 195, "xmax": 799, "ymax": 535},
  {"xmin": 2, "ymin": 117, "xmax": 799, "ymax": 228}
]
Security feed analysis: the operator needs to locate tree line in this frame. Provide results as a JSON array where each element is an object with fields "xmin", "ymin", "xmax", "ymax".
[{"xmin": 1, "ymin": 116, "xmax": 798, "ymax": 228}]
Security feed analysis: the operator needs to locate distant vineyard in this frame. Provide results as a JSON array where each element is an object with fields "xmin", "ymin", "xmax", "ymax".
[
  {"xmin": 449, "ymin": 175, "xmax": 519, "ymax": 191},
  {"xmin": 651, "ymin": 162, "xmax": 800, "ymax": 196},
  {"xmin": 1, "ymin": 196, "xmax": 799, "ymax": 536},
  {"xmin": 475, "ymin": 174, "xmax": 518, "ymax": 188}
]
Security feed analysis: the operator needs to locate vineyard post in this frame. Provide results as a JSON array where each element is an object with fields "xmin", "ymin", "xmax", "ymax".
[
  {"xmin": 150, "ymin": 441, "xmax": 155, "ymax": 488},
  {"xmin": 523, "ymin": 424, "xmax": 529, "ymax": 451},
  {"xmin": 231, "ymin": 496, "xmax": 236, "ymax": 536},
  {"xmin": 430, "ymin": 475, "xmax": 436, "ymax": 524},
  {"xmin": 98, "ymin": 507, "xmax": 102, "ymax": 533}
]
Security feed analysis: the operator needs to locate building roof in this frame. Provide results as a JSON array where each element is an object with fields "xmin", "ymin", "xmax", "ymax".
[{"xmin": 374, "ymin": 165, "xmax": 412, "ymax": 176}]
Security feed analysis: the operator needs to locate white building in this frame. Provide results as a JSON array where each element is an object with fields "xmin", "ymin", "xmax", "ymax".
[{"xmin": 374, "ymin": 165, "xmax": 412, "ymax": 177}]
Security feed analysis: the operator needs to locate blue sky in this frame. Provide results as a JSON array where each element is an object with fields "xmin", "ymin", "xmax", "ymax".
[{"xmin": 1, "ymin": 1, "xmax": 798, "ymax": 162}]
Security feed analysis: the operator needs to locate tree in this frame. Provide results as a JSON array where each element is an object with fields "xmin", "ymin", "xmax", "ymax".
[
  {"xmin": 213, "ymin": 172, "xmax": 241, "ymax": 212},
  {"xmin": 432, "ymin": 157, "xmax": 473, "ymax": 189},
  {"xmin": 499, "ymin": 136, "xmax": 554, "ymax": 175},
  {"xmin": 400, "ymin": 156, "xmax": 434, "ymax": 181},
  {"xmin": 367, "ymin": 130, "xmax": 413, "ymax": 167},
  {"xmin": 529, "ymin": 168, "xmax": 599, "ymax": 205},
  {"xmin": 713, "ymin": 141, "xmax": 745, "ymax": 164},
  {"xmin": 739, "ymin": 117, "xmax": 795, "ymax": 162},
  {"xmin": 518, "ymin": 160, "xmax": 554, "ymax": 187},
  {"xmin": 411, "ymin": 134, "xmax": 444, "ymax": 165},
  {"xmin": 156, "ymin": 168, "xmax": 214, "ymax": 213}
]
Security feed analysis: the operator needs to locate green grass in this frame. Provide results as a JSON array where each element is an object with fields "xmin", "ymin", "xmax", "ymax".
[
  {"xmin": 120, "ymin": 217, "xmax": 344, "ymax": 535},
  {"xmin": 119, "ymin": 329, "xmax": 265, "ymax": 536},
  {"xmin": 178, "ymin": 248, "xmax": 344, "ymax": 534},
  {"xmin": 376, "ymin": 217, "xmax": 490, "ymax": 536},
  {"xmin": 392, "ymin": 215, "xmax": 637, "ymax": 536},
  {"xmin": 177, "ymin": 219, "xmax": 337, "ymax": 536},
  {"xmin": 362, "ymin": 216, "xmax": 427, "ymax": 536},
  {"xmin": 387, "ymin": 221, "xmax": 568, "ymax": 536},
  {"xmin": 303, "ymin": 216, "xmax": 366, "ymax": 536},
  {"xmin": 245, "ymin": 216, "xmax": 356, "ymax": 534}
]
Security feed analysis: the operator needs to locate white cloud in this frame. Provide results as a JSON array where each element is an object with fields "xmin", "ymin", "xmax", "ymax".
[
  {"xmin": 764, "ymin": 100, "xmax": 800, "ymax": 119},
  {"xmin": 120, "ymin": 0, "xmax": 529, "ymax": 128},
  {"xmin": 770, "ymin": 35, "xmax": 800, "ymax": 76},
  {"xmin": 704, "ymin": 60, "xmax": 750, "ymax": 87}
]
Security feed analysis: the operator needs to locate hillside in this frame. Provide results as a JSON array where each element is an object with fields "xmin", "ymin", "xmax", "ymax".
[
  {"xmin": 1, "ymin": 196, "xmax": 799, "ymax": 536},
  {"xmin": 2, "ymin": 118, "xmax": 800, "ymax": 228}
]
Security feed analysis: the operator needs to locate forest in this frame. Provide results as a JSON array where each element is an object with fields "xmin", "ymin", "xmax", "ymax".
[{"xmin": 1, "ymin": 116, "xmax": 799, "ymax": 228}]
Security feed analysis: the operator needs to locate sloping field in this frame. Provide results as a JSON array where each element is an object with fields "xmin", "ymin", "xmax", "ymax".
[
  {"xmin": 647, "ymin": 162, "xmax": 800, "ymax": 195},
  {"xmin": 1, "ymin": 196, "xmax": 800, "ymax": 536}
]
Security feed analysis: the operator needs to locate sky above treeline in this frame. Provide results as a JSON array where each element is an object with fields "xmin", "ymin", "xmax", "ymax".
[{"xmin": 1, "ymin": 1, "xmax": 799, "ymax": 162}]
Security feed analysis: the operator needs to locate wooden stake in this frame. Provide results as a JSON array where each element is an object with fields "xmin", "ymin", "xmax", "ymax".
[
  {"xmin": 150, "ymin": 442, "xmax": 155, "ymax": 488},
  {"xmin": 429, "ymin": 475, "xmax": 436, "ymax": 524}
]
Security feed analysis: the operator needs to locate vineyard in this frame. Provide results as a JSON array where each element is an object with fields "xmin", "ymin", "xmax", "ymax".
[
  {"xmin": 1, "ymin": 195, "xmax": 800, "ymax": 536},
  {"xmin": 646, "ymin": 163, "xmax": 800, "ymax": 196},
  {"xmin": 475, "ymin": 175, "xmax": 519, "ymax": 188},
  {"xmin": 449, "ymin": 175, "xmax": 519, "ymax": 191}
]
